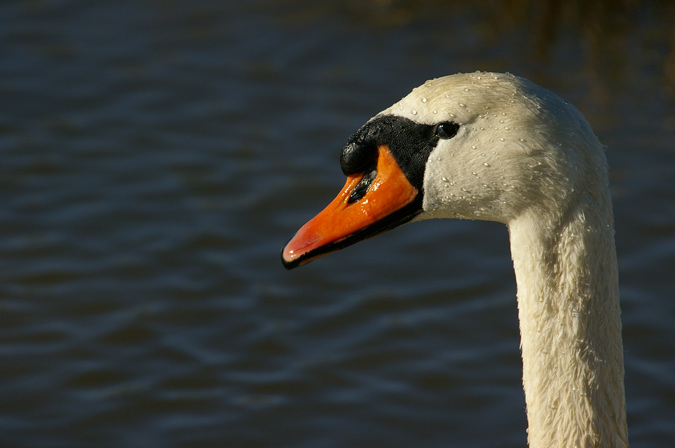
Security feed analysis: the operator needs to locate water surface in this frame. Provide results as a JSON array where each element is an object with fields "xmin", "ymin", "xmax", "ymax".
[{"xmin": 1, "ymin": 1, "xmax": 674, "ymax": 447}]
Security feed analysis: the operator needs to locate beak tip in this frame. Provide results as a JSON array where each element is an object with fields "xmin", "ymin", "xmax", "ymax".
[
  {"xmin": 282, "ymin": 240, "xmax": 321, "ymax": 270},
  {"xmin": 281, "ymin": 239, "xmax": 307, "ymax": 270},
  {"xmin": 281, "ymin": 251, "xmax": 297, "ymax": 270},
  {"xmin": 281, "ymin": 243, "xmax": 297, "ymax": 270}
]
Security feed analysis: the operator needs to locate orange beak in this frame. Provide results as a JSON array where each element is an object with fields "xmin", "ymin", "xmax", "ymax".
[{"xmin": 282, "ymin": 145, "xmax": 420, "ymax": 269}]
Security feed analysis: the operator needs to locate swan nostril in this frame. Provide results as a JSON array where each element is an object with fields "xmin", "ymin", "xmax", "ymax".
[
  {"xmin": 341, "ymin": 141, "xmax": 378, "ymax": 176},
  {"xmin": 348, "ymin": 168, "xmax": 377, "ymax": 204}
]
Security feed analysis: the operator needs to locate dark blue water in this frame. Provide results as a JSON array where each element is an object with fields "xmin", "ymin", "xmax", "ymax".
[{"xmin": 0, "ymin": 1, "xmax": 674, "ymax": 447}]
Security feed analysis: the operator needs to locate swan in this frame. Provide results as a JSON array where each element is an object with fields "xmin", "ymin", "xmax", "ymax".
[{"xmin": 281, "ymin": 72, "xmax": 628, "ymax": 448}]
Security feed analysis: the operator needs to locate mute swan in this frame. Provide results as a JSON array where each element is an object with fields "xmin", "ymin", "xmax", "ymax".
[{"xmin": 281, "ymin": 72, "xmax": 628, "ymax": 448}]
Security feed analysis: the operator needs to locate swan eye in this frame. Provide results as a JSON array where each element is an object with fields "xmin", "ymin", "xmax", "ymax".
[{"xmin": 434, "ymin": 122, "xmax": 459, "ymax": 140}]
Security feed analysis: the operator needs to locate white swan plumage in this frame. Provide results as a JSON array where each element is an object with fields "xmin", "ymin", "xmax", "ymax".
[{"xmin": 282, "ymin": 72, "xmax": 628, "ymax": 448}]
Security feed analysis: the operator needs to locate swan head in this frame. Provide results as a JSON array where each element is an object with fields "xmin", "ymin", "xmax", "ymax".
[{"xmin": 282, "ymin": 72, "xmax": 607, "ymax": 269}]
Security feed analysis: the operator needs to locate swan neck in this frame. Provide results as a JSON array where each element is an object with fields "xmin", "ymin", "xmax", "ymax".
[{"xmin": 508, "ymin": 197, "xmax": 628, "ymax": 448}]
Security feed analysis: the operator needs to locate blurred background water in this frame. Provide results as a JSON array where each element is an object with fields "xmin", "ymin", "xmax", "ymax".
[{"xmin": 0, "ymin": 0, "xmax": 674, "ymax": 447}]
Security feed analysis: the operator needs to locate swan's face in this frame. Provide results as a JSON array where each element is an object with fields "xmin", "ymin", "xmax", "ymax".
[
  {"xmin": 282, "ymin": 72, "xmax": 603, "ymax": 269},
  {"xmin": 391, "ymin": 72, "xmax": 600, "ymax": 224}
]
